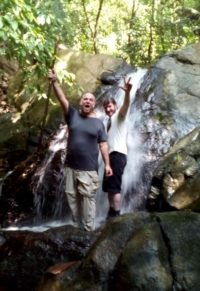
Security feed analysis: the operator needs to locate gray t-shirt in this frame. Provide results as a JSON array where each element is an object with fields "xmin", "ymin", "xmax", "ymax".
[{"xmin": 65, "ymin": 105, "xmax": 107, "ymax": 171}]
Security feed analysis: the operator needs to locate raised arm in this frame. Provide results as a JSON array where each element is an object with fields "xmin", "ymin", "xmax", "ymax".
[
  {"xmin": 119, "ymin": 77, "xmax": 132, "ymax": 118},
  {"xmin": 99, "ymin": 141, "xmax": 113, "ymax": 176},
  {"xmin": 48, "ymin": 69, "xmax": 69, "ymax": 113}
]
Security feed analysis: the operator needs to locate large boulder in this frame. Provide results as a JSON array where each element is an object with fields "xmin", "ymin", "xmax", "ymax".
[
  {"xmin": 1, "ymin": 212, "xmax": 200, "ymax": 291},
  {"xmin": 135, "ymin": 42, "xmax": 200, "ymax": 162},
  {"xmin": 34, "ymin": 212, "xmax": 200, "ymax": 291},
  {"xmin": 148, "ymin": 126, "xmax": 200, "ymax": 211},
  {"xmin": 0, "ymin": 225, "xmax": 99, "ymax": 291},
  {"xmin": 123, "ymin": 42, "xmax": 200, "ymax": 210}
]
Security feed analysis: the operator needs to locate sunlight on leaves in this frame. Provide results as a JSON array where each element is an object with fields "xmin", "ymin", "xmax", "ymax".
[{"xmin": 38, "ymin": 93, "xmax": 47, "ymax": 100}]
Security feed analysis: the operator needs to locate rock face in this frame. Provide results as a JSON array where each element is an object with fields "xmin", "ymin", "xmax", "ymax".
[
  {"xmin": 55, "ymin": 47, "xmax": 131, "ymax": 95},
  {"xmin": 0, "ymin": 225, "xmax": 99, "ymax": 291},
  {"xmin": 0, "ymin": 126, "xmax": 69, "ymax": 227},
  {"xmin": 1, "ymin": 212, "xmax": 198, "ymax": 291},
  {"xmin": 135, "ymin": 42, "xmax": 200, "ymax": 163},
  {"xmin": 126, "ymin": 42, "xmax": 200, "ymax": 211},
  {"xmin": 148, "ymin": 126, "xmax": 200, "ymax": 211},
  {"xmin": 49, "ymin": 211, "xmax": 200, "ymax": 291}
]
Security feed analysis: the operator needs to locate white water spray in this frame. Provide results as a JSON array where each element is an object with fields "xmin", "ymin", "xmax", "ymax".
[
  {"xmin": 32, "ymin": 124, "xmax": 68, "ymax": 221},
  {"xmin": 2, "ymin": 69, "xmax": 148, "ymax": 231},
  {"xmin": 121, "ymin": 69, "xmax": 147, "ymax": 208},
  {"xmin": 0, "ymin": 171, "xmax": 13, "ymax": 197},
  {"xmin": 95, "ymin": 68, "xmax": 147, "ymax": 225}
]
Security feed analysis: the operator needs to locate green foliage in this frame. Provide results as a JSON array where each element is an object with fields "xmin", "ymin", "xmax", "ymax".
[
  {"xmin": 58, "ymin": 0, "xmax": 200, "ymax": 66},
  {"xmin": 122, "ymin": 0, "xmax": 199, "ymax": 66},
  {"xmin": 0, "ymin": 0, "xmax": 199, "ymax": 103},
  {"xmin": 0, "ymin": 0, "xmax": 64, "ymax": 99},
  {"xmin": 4, "ymin": 1, "xmax": 62, "ymax": 56}
]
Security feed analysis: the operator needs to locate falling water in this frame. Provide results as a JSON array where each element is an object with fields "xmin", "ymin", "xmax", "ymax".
[
  {"xmin": 95, "ymin": 68, "xmax": 147, "ymax": 225},
  {"xmin": 121, "ymin": 69, "xmax": 148, "ymax": 209},
  {"xmin": 8, "ymin": 68, "xmax": 148, "ymax": 230},
  {"xmin": 32, "ymin": 124, "xmax": 68, "ymax": 223},
  {"xmin": 0, "ymin": 171, "xmax": 13, "ymax": 197}
]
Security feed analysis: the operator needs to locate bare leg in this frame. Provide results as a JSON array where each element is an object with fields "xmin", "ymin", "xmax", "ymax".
[
  {"xmin": 107, "ymin": 192, "xmax": 121, "ymax": 218},
  {"xmin": 108, "ymin": 192, "xmax": 121, "ymax": 211}
]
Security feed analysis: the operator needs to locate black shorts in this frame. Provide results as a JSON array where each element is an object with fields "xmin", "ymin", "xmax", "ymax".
[{"xmin": 103, "ymin": 151, "xmax": 127, "ymax": 194}]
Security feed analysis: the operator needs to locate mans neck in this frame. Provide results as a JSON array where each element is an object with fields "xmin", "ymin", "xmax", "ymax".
[{"xmin": 80, "ymin": 110, "xmax": 96, "ymax": 118}]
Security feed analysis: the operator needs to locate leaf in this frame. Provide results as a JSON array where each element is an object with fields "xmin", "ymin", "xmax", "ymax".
[
  {"xmin": 38, "ymin": 93, "xmax": 48, "ymax": 100},
  {"xmin": 10, "ymin": 20, "xmax": 18, "ymax": 31},
  {"xmin": 49, "ymin": 98, "xmax": 57, "ymax": 106},
  {"xmin": 0, "ymin": 30, "xmax": 6, "ymax": 39},
  {"xmin": 0, "ymin": 18, "xmax": 3, "ymax": 29},
  {"xmin": 46, "ymin": 15, "xmax": 51, "ymax": 25},
  {"xmin": 37, "ymin": 14, "xmax": 46, "ymax": 25}
]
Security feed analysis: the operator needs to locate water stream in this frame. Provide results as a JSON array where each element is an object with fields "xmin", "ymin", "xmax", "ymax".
[
  {"xmin": 2, "ymin": 68, "xmax": 148, "ymax": 231},
  {"xmin": 31, "ymin": 124, "xmax": 68, "ymax": 223},
  {"xmin": 96, "ymin": 68, "xmax": 147, "ymax": 225}
]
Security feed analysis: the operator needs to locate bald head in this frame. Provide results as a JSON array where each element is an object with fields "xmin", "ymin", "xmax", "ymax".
[
  {"xmin": 79, "ymin": 92, "xmax": 96, "ymax": 116},
  {"xmin": 81, "ymin": 92, "xmax": 96, "ymax": 102}
]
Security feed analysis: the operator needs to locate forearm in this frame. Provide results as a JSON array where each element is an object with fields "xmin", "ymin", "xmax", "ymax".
[
  {"xmin": 119, "ymin": 91, "xmax": 130, "ymax": 118},
  {"xmin": 99, "ymin": 142, "xmax": 110, "ymax": 167}
]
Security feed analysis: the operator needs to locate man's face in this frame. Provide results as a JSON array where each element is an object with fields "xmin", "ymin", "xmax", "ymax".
[
  {"xmin": 104, "ymin": 102, "xmax": 117, "ymax": 117},
  {"xmin": 79, "ymin": 93, "xmax": 96, "ymax": 116}
]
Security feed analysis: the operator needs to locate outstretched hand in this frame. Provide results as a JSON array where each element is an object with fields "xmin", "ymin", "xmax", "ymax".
[{"xmin": 119, "ymin": 76, "xmax": 132, "ymax": 93}]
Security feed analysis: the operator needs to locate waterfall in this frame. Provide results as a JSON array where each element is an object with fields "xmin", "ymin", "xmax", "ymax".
[
  {"xmin": 95, "ymin": 68, "xmax": 147, "ymax": 226},
  {"xmin": 4, "ymin": 68, "xmax": 148, "ymax": 230},
  {"xmin": 32, "ymin": 124, "xmax": 69, "ymax": 223}
]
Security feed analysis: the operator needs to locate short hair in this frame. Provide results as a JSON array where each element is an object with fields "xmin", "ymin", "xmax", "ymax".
[
  {"xmin": 102, "ymin": 97, "xmax": 117, "ymax": 107},
  {"xmin": 81, "ymin": 92, "xmax": 96, "ymax": 100}
]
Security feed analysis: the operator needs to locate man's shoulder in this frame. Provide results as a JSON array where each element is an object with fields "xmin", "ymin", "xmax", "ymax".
[
  {"xmin": 66, "ymin": 105, "xmax": 78, "ymax": 115},
  {"xmin": 65, "ymin": 105, "xmax": 78, "ymax": 122}
]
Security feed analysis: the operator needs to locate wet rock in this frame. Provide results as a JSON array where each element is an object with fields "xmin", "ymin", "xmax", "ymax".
[
  {"xmin": 0, "ymin": 225, "xmax": 99, "ymax": 291},
  {"xmin": 36, "ymin": 212, "xmax": 200, "ymax": 291},
  {"xmin": 148, "ymin": 127, "xmax": 200, "ymax": 211}
]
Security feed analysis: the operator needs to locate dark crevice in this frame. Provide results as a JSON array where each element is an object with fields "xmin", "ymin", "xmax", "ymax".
[
  {"xmin": 176, "ymin": 57, "xmax": 196, "ymax": 65},
  {"xmin": 168, "ymin": 53, "xmax": 196, "ymax": 65}
]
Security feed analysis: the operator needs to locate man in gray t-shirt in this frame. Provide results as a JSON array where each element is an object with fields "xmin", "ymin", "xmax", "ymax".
[
  {"xmin": 48, "ymin": 69, "xmax": 112, "ymax": 231},
  {"xmin": 65, "ymin": 105, "xmax": 107, "ymax": 171}
]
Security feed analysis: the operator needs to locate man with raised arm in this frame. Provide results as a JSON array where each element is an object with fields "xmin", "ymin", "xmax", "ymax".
[
  {"xmin": 102, "ymin": 77, "xmax": 132, "ymax": 218},
  {"xmin": 48, "ymin": 69, "xmax": 112, "ymax": 231}
]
